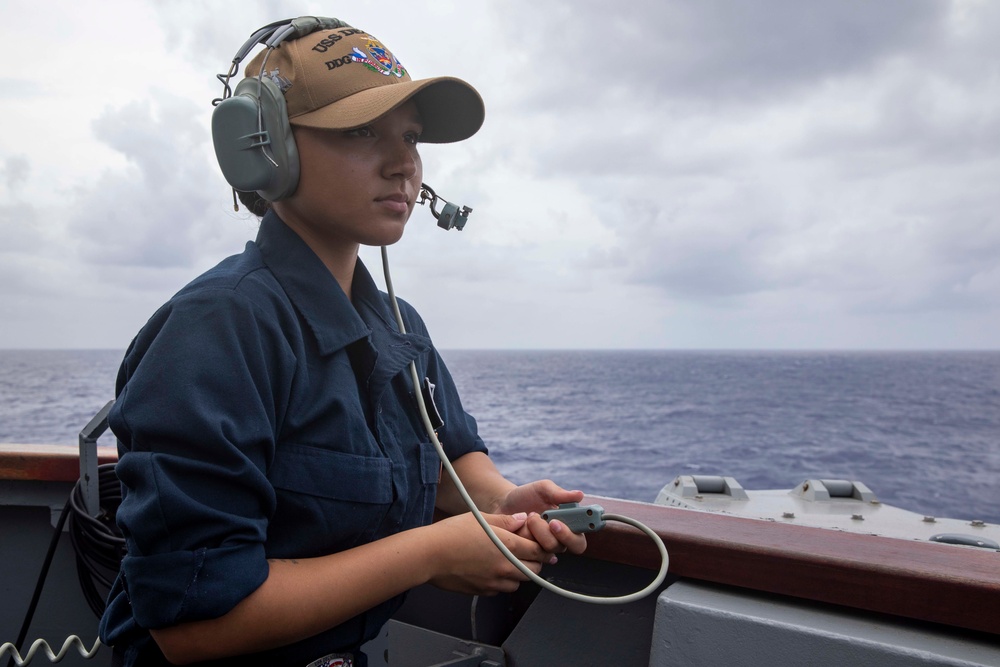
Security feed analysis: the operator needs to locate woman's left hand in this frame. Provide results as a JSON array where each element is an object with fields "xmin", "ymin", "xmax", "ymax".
[{"xmin": 494, "ymin": 481, "xmax": 588, "ymax": 557}]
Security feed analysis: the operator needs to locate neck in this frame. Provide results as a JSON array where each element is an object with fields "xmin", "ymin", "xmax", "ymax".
[
  {"xmin": 271, "ymin": 206, "xmax": 360, "ymax": 299},
  {"xmin": 318, "ymin": 244, "xmax": 360, "ymax": 301}
]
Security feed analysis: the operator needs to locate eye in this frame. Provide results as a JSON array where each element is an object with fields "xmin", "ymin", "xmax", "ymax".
[
  {"xmin": 405, "ymin": 131, "xmax": 422, "ymax": 145},
  {"xmin": 345, "ymin": 126, "xmax": 376, "ymax": 138}
]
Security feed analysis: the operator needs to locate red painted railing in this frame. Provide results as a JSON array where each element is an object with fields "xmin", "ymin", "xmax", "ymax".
[
  {"xmin": 585, "ymin": 494, "xmax": 1000, "ymax": 636},
  {"xmin": 2, "ymin": 445, "xmax": 995, "ymax": 636}
]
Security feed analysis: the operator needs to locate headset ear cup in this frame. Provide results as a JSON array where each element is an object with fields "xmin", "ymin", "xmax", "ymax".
[{"xmin": 211, "ymin": 76, "xmax": 299, "ymax": 201}]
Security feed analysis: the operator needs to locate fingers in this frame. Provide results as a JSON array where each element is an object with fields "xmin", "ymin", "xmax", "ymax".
[
  {"xmin": 500, "ymin": 480, "xmax": 585, "ymax": 516},
  {"xmin": 523, "ymin": 513, "xmax": 561, "ymax": 552},
  {"xmin": 477, "ymin": 519, "xmax": 546, "ymax": 593},
  {"xmin": 524, "ymin": 513, "xmax": 588, "ymax": 556},
  {"xmin": 539, "ymin": 482, "xmax": 585, "ymax": 507},
  {"xmin": 429, "ymin": 512, "xmax": 549, "ymax": 596},
  {"xmin": 483, "ymin": 513, "xmax": 551, "ymax": 567},
  {"xmin": 544, "ymin": 517, "xmax": 588, "ymax": 555},
  {"xmin": 458, "ymin": 508, "xmax": 589, "ymax": 593},
  {"xmin": 527, "ymin": 479, "xmax": 584, "ymax": 506},
  {"xmin": 487, "ymin": 511, "xmax": 529, "ymax": 533}
]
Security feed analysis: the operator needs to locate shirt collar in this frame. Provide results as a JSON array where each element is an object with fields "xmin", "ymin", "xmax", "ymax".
[
  {"xmin": 254, "ymin": 210, "xmax": 371, "ymax": 355},
  {"xmin": 253, "ymin": 211, "xmax": 431, "ymax": 362}
]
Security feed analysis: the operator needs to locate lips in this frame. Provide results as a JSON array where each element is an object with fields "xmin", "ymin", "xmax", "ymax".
[
  {"xmin": 375, "ymin": 191, "xmax": 411, "ymax": 215},
  {"xmin": 377, "ymin": 192, "xmax": 409, "ymax": 204}
]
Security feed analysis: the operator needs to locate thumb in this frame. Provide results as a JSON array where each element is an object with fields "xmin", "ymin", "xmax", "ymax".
[
  {"xmin": 488, "ymin": 511, "xmax": 528, "ymax": 532},
  {"xmin": 532, "ymin": 480, "xmax": 583, "ymax": 504},
  {"xmin": 557, "ymin": 488, "xmax": 585, "ymax": 504}
]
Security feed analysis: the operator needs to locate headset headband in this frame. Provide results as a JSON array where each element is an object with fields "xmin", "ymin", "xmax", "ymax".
[{"xmin": 216, "ymin": 17, "xmax": 352, "ymax": 105}]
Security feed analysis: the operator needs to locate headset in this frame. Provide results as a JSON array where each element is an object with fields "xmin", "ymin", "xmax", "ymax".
[
  {"xmin": 212, "ymin": 17, "xmax": 349, "ymax": 202},
  {"xmin": 211, "ymin": 16, "xmax": 472, "ymax": 230}
]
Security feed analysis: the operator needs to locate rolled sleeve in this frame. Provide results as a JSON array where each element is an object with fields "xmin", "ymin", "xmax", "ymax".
[
  {"xmin": 122, "ymin": 543, "xmax": 267, "ymax": 628},
  {"xmin": 111, "ymin": 285, "xmax": 294, "ymax": 626}
]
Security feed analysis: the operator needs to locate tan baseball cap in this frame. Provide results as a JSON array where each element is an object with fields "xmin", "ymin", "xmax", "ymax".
[{"xmin": 244, "ymin": 24, "xmax": 484, "ymax": 144}]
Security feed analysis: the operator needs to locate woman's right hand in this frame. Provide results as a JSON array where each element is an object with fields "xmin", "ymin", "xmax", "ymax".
[
  {"xmin": 148, "ymin": 512, "xmax": 545, "ymax": 664},
  {"xmin": 427, "ymin": 511, "xmax": 550, "ymax": 596}
]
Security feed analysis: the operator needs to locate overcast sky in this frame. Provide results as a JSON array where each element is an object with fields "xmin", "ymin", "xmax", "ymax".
[{"xmin": 1, "ymin": 0, "xmax": 997, "ymax": 350}]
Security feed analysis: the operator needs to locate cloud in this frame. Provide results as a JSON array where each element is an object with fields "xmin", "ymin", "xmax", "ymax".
[
  {"xmin": 1, "ymin": 155, "xmax": 30, "ymax": 191},
  {"xmin": 445, "ymin": 1, "xmax": 1000, "ymax": 335},
  {"xmin": 72, "ymin": 90, "xmax": 252, "ymax": 274},
  {"xmin": 1, "ymin": 0, "xmax": 997, "ymax": 349},
  {"xmin": 0, "ymin": 78, "xmax": 43, "ymax": 100},
  {"xmin": 484, "ymin": 0, "xmax": 947, "ymax": 108}
]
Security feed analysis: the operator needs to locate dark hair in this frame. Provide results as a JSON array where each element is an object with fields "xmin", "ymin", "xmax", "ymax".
[{"xmin": 237, "ymin": 190, "xmax": 272, "ymax": 217}]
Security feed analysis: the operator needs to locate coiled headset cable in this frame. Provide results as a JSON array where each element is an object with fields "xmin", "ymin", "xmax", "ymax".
[
  {"xmin": 380, "ymin": 246, "xmax": 669, "ymax": 605},
  {"xmin": 2, "ymin": 464, "xmax": 122, "ymax": 666}
]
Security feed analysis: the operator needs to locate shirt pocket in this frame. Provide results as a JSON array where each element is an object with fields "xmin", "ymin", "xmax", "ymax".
[{"xmin": 269, "ymin": 443, "xmax": 394, "ymax": 551}]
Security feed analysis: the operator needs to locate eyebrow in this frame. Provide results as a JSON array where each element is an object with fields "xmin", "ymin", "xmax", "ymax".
[{"xmin": 407, "ymin": 107, "xmax": 424, "ymax": 128}]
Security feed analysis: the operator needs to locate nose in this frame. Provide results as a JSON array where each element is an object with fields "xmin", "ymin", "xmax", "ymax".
[{"xmin": 382, "ymin": 137, "xmax": 420, "ymax": 181}]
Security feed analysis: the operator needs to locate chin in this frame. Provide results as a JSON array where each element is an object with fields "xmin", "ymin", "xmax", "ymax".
[{"xmin": 365, "ymin": 222, "xmax": 407, "ymax": 247}]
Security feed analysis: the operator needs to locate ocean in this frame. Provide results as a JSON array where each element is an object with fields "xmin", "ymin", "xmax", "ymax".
[{"xmin": 1, "ymin": 349, "xmax": 997, "ymax": 524}]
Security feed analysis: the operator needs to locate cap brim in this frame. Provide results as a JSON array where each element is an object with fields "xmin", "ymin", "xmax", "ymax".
[{"xmin": 288, "ymin": 76, "xmax": 484, "ymax": 144}]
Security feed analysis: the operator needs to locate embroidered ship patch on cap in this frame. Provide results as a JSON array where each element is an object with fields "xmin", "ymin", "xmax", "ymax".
[{"xmin": 351, "ymin": 38, "xmax": 406, "ymax": 78}]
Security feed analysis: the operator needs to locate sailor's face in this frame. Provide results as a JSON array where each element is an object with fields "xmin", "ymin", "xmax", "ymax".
[{"xmin": 275, "ymin": 101, "xmax": 424, "ymax": 251}]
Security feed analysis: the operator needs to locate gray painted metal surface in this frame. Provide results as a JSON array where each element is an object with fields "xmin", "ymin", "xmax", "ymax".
[
  {"xmin": 6, "ymin": 465, "xmax": 998, "ymax": 667},
  {"xmin": 363, "ymin": 621, "xmax": 504, "ymax": 666},
  {"xmin": 78, "ymin": 401, "xmax": 114, "ymax": 519},
  {"xmin": 656, "ymin": 475, "xmax": 1000, "ymax": 545},
  {"xmin": 503, "ymin": 555, "xmax": 671, "ymax": 666},
  {"xmin": 650, "ymin": 580, "xmax": 1000, "ymax": 667},
  {"xmin": 0, "ymin": 499, "xmax": 111, "ymax": 667}
]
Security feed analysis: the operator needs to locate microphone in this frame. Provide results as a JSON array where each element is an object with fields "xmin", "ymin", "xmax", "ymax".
[{"xmin": 418, "ymin": 183, "xmax": 472, "ymax": 231}]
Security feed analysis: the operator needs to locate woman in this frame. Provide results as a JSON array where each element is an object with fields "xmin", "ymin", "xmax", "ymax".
[{"xmin": 99, "ymin": 17, "xmax": 587, "ymax": 667}]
